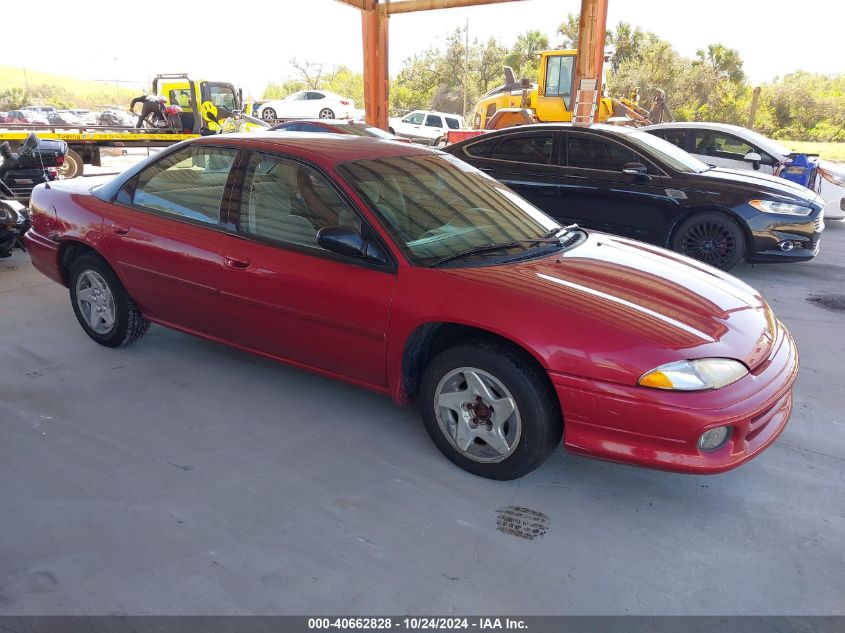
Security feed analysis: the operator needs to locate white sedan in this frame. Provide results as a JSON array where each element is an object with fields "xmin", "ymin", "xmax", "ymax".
[
  {"xmin": 257, "ymin": 90, "xmax": 355, "ymax": 122},
  {"xmin": 644, "ymin": 122, "xmax": 845, "ymax": 220}
]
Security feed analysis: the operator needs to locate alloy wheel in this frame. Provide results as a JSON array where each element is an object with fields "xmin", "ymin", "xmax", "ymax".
[
  {"xmin": 433, "ymin": 367, "xmax": 521, "ymax": 463},
  {"xmin": 75, "ymin": 269, "xmax": 116, "ymax": 334},
  {"xmin": 681, "ymin": 221, "xmax": 737, "ymax": 268}
]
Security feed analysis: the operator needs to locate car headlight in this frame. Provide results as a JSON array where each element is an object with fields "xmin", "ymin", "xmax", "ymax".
[
  {"xmin": 749, "ymin": 200, "xmax": 813, "ymax": 216},
  {"xmin": 638, "ymin": 358, "xmax": 748, "ymax": 391}
]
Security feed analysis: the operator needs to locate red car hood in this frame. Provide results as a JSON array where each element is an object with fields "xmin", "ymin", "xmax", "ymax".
[{"xmin": 441, "ymin": 233, "xmax": 778, "ymax": 384}]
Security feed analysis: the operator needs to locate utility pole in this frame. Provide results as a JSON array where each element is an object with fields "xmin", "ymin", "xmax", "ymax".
[
  {"xmin": 463, "ymin": 17, "xmax": 469, "ymax": 121},
  {"xmin": 747, "ymin": 86, "xmax": 761, "ymax": 129}
]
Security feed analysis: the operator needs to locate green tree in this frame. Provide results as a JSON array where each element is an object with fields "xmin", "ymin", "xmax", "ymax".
[
  {"xmin": 694, "ymin": 44, "xmax": 745, "ymax": 84},
  {"xmin": 557, "ymin": 12, "xmax": 579, "ymax": 48},
  {"xmin": 608, "ymin": 22, "xmax": 644, "ymax": 72},
  {"xmin": 0, "ymin": 87, "xmax": 29, "ymax": 110},
  {"xmin": 505, "ymin": 30, "xmax": 549, "ymax": 81}
]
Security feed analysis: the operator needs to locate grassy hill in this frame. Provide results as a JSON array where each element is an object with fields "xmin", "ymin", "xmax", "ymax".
[{"xmin": 0, "ymin": 65, "xmax": 142, "ymax": 109}]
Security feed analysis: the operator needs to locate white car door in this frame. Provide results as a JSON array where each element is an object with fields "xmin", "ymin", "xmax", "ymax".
[
  {"xmin": 395, "ymin": 112, "xmax": 426, "ymax": 140},
  {"xmin": 305, "ymin": 92, "xmax": 331, "ymax": 118},
  {"xmin": 280, "ymin": 92, "xmax": 309, "ymax": 118},
  {"xmin": 421, "ymin": 114, "xmax": 444, "ymax": 143}
]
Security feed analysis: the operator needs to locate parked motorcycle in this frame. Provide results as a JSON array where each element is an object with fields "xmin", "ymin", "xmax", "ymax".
[{"xmin": 0, "ymin": 133, "xmax": 68, "ymax": 257}]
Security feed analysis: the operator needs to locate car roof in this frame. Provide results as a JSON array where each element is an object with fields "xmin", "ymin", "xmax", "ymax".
[
  {"xmin": 278, "ymin": 119, "xmax": 365, "ymax": 126},
  {"xmin": 193, "ymin": 132, "xmax": 433, "ymax": 163},
  {"xmin": 453, "ymin": 122, "xmax": 639, "ymax": 142},
  {"xmin": 645, "ymin": 121, "xmax": 745, "ymax": 132}
]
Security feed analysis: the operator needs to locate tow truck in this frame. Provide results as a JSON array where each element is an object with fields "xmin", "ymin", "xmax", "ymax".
[{"xmin": 0, "ymin": 74, "xmax": 243, "ymax": 178}]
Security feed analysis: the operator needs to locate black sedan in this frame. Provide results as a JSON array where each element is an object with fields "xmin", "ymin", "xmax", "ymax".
[{"xmin": 445, "ymin": 124, "xmax": 825, "ymax": 270}]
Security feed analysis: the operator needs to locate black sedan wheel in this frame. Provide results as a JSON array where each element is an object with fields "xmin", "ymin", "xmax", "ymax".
[{"xmin": 673, "ymin": 212, "xmax": 745, "ymax": 271}]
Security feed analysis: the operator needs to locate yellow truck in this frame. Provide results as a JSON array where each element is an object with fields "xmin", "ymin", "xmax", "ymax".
[
  {"xmin": 0, "ymin": 74, "xmax": 243, "ymax": 178},
  {"xmin": 472, "ymin": 49, "xmax": 653, "ymax": 130}
]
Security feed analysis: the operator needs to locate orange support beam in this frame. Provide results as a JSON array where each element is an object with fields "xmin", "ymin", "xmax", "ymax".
[
  {"xmin": 359, "ymin": 0, "xmax": 389, "ymax": 129},
  {"xmin": 573, "ymin": 0, "xmax": 609, "ymax": 125}
]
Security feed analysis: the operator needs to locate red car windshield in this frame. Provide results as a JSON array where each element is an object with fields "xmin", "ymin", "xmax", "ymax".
[{"xmin": 337, "ymin": 153, "xmax": 562, "ymax": 266}]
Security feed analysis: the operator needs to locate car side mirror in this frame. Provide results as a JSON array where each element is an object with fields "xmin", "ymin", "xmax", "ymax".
[
  {"xmin": 317, "ymin": 226, "xmax": 387, "ymax": 265},
  {"xmin": 622, "ymin": 162, "xmax": 650, "ymax": 178},
  {"xmin": 744, "ymin": 151, "xmax": 762, "ymax": 170}
]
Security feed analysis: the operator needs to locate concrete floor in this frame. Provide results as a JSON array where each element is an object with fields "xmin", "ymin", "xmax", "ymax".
[{"xmin": 1, "ymin": 221, "xmax": 843, "ymax": 616}]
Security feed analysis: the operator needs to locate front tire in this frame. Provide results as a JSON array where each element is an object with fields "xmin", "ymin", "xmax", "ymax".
[
  {"xmin": 262, "ymin": 107, "xmax": 277, "ymax": 121},
  {"xmin": 419, "ymin": 341, "xmax": 561, "ymax": 480},
  {"xmin": 672, "ymin": 211, "xmax": 746, "ymax": 270},
  {"xmin": 69, "ymin": 253, "xmax": 150, "ymax": 348}
]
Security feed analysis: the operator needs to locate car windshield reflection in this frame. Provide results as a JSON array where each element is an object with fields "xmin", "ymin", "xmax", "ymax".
[{"xmin": 337, "ymin": 154, "xmax": 562, "ymax": 266}]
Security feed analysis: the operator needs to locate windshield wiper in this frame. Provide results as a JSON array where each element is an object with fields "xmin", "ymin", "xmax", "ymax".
[
  {"xmin": 542, "ymin": 223, "xmax": 580, "ymax": 241},
  {"xmin": 430, "ymin": 242, "xmax": 522, "ymax": 267}
]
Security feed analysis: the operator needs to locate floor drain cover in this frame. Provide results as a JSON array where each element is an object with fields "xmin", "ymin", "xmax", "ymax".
[
  {"xmin": 496, "ymin": 505, "xmax": 549, "ymax": 540},
  {"xmin": 807, "ymin": 294, "xmax": 845, "ymax": 313}
]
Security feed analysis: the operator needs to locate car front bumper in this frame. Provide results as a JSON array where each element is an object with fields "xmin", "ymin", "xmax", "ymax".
[
  {"xmin": 744, "ymin": 208, "xmax": 824, "ymax": 262},
  {"xmin": 550, "ymin": 323, "xmax": 798, "ymax": 474}
]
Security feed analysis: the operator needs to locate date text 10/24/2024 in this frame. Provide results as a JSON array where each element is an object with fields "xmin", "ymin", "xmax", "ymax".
[{"xmin": 307, "ymin": 618, "xmax": 528, "ymax": 630}]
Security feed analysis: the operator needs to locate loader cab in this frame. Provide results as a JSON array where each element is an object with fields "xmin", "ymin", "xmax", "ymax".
[{"xmin": 535, "ymin": 50, "xmax": 577, "ymax": 124}]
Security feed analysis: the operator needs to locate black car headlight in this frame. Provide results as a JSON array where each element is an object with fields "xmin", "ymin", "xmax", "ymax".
[{"xmin": 749, "ymin": 200, "xmax": 813, "ymax": 216}]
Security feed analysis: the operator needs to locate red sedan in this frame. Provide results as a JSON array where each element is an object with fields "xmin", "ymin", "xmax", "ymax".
[{"xmin": 25, "ymin": 133, "xmax": 798, "ymax": 479}]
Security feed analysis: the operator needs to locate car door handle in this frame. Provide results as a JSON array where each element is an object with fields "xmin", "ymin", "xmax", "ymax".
[
  {"xmin": 112, "ymin": 224, "xmax": 130, "ymax": 236},
  {"xmin": 224, "ymin": 255, "xmax": 252, "ymax": 270}
]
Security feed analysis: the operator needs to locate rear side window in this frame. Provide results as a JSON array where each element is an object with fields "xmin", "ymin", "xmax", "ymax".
[
  {"xmin": 306, "ymin": 92, "xmax": 326, "ymax": 100},
  {"xmin": 463, "ymin": 137, "xmax": 499, "ymax": 158},
  {"xmin": 445, "ymin": 117, "xmax": 461, "ymax": 130},
  {"xmin": 425, "ymin": 115, "xmax": 443, "ymax": 128},
  {"xmin": 132, "ymin": 146, "xmax": 237, "ymax": 224},
  {"xmin": 650, "ymin": 128, "xmax": 688, "ymax": 150},
  {"xmin": 490, "ymin": 134, "xmax": 554, "ymax": 165},
  {"xmin": 566, "ymin": 134, "xmax": 643, "ymax": 172}
]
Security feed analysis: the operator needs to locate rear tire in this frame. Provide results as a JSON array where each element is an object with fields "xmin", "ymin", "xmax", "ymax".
[
  {"xmin": 419, "ymin": 340, "xmax": 561, "ymax": 480},
  {"xmin": 69, "ymin": 253, "xmax": 150, "ymax": 348},
  {"xmin": 672, "ymin": 211, "xmax": 746, "ymax": 271}
]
